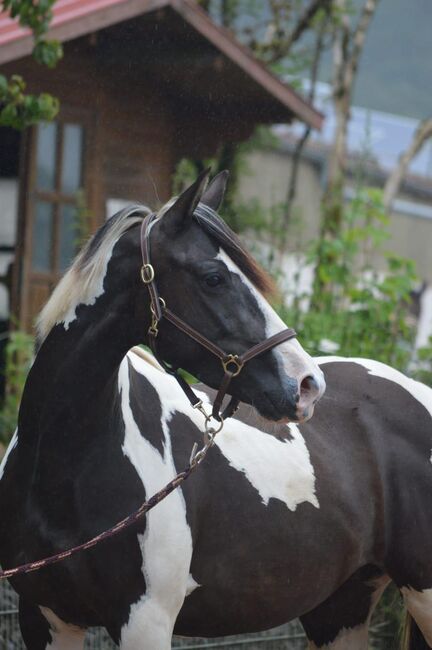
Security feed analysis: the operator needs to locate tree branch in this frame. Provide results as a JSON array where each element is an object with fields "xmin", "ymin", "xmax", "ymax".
[
  {"xmin": 281, "ymin": 7, "xmax": 329, "ymax": 246},
  {"xmin": 345, "ymin": 0, "xmax": 379, "ymax": 89},
  {"xmin": 262, "ymin": 0, "xmax": 331, "ymax": 64},
  {"xmin": 332, "ymin": 0, "xmax": 350, "ymax": 96},
  {"xmin": 383, "ymin": 117, "xmax": 432, "ymax": 211},
  {"xmin": 284, "ymin": 0, "xmax": 330, "ymax": 53}
]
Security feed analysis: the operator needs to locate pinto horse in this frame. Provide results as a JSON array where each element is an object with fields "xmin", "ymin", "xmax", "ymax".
[
  {"xmin": 1, "ymin": 174, "xmax": 431, "ymax": 650},
  {"xmin": 0, "ymin": 172, "xmax": 325, "ymax": 649}
]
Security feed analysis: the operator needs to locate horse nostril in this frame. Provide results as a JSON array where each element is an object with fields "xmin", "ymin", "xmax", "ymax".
[
  {"xmin": 300, "ymin": 375, "xmax": 319, "ymax": 395},
  {"xmin": 298, "ymin": 375, "xmax": 321, "ymax": 408}
]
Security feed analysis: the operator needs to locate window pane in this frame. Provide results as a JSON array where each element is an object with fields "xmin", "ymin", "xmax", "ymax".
[
  {"xmin": 59, "ymin": 204, "xmax": 76, "ymax": 272},
  {"xmin": 32, "ymin": 202, "xmax": 53, "ymax": 272},
  {"xmin": 36, "ymin": 123, "xmax": 57, "ymax": 191},
  {"xmin": 61, "ymin": 124, "xmax": 83, "ymax": 194}
]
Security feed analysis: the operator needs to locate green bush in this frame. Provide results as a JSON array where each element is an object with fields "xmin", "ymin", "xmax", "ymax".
[
  {"xmin": 0, "ymin": 330, "xmax": 33, "ymax": 445},
  {"xmin": 276, "ymin": 187, "xmax": 418, "ymax": 372}
]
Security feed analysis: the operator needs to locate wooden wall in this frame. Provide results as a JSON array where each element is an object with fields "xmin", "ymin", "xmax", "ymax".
[{"xmin": 2, "ymin": 35, "xmax": 177, "ymax": 224}]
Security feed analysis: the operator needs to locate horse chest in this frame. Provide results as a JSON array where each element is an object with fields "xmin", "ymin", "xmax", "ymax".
[{"xmin": 119, "ymin": 360, "xmax": 196, "ymax": 633}]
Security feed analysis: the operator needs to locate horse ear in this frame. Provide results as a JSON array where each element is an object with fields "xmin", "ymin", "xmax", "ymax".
[
  {"xmin": 162, "ymin": 169, "xmax": 210, "ymax": 233},
  {"xmin": 201, "ymin": 170, "xmax": 229, "ymax": 212}
]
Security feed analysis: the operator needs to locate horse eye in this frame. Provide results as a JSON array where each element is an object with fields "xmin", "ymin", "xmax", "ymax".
[{"xmin": 205, "ymin": 273, "xmax": 224, "ymax": 288}]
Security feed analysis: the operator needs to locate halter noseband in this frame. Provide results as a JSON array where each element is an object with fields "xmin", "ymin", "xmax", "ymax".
[{"xmin": 140, "ymin": 209, "xmax": 297, "ymax": 424}]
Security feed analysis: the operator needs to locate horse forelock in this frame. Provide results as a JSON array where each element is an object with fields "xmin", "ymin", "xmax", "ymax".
[{"xmin": 36, "ymin": 205, "xmax": 150, "ymax": 343}]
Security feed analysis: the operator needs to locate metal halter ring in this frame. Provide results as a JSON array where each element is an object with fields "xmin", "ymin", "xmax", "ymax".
[
  {"xmin": 222, "ymin": 354, "xmax": 244, "ymax": 377},
  {"xmin": 141, "ymin": 264, "xmax": 155, "ymax": 284},
  {"xmin": 204, "ymin": 414, "xmax": 224, "ymax": 435},
  {"xmin": 150, "ymin": 297, "xmax": 166, "ymax": 316}
]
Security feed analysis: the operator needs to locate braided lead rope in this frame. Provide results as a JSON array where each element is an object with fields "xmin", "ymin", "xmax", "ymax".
[{"xmin": 0, "ymin": 413, "xmax": 219, "ymax": 581}]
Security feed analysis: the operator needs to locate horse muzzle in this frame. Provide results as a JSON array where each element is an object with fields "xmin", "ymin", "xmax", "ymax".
[
  {"xmin": 294, "ymin": 372, "xmax": 326, "ymax": 422},
  {"xmin": 257, "ymin": 370, "xmax": 325, "ymax": 423}
]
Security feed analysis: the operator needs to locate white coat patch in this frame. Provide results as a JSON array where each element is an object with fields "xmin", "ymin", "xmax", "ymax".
[
  {"xmin": 308, "ymin": 624, "xmax": 369, "ymax": 650},
  {"xmin": 185, "ymin": 574, "xmax": 200, "ymax": 596},
  {"xmin": 118, "ymin": 357, "xmax": 194, "ymax": 647},
  {"xmin": 127, "ymin": 352, "xmax": 319, "ymax": 513},
  {"xmin": 215, "ymin": 420, "xmax": 319, "ymax": 510},
  {"xmin": 40, "ymin": 607, "xmax": 86, "ymax": 649},
  {"xmin": 216, "ymin": 250, "xmax": 325, "ymax": 398},
  {"xmin": 0, "ymin": 429, "xmax": 18, "ymax": 481},
  {"xmin": 401, "ymin": 586, "xmax": 432, "ymax": 646}
]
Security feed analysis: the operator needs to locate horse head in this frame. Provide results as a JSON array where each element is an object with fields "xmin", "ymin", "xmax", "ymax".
[
  {"xmin": 37, "ymin": 171, "xmax": 325, "ymax": 423},
  {"xmin": 129, "ymin": 170, "xmax": 325, "ymax": 422}
]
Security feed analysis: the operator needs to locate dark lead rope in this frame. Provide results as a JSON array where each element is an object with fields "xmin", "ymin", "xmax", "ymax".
[{"xmin": 0, "ymin": 463, "xmax": 197, "ymax": 581}]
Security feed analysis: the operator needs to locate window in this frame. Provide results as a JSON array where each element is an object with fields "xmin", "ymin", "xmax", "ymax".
[{"xmin": 32, "ymin": 120, "xmax": 85, "ymax": 275}]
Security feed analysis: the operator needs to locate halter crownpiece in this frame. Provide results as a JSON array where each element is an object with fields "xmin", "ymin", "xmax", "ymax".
[{"xmin": 140, "ymin": 208, "xmax": 297, "ymax": 424}]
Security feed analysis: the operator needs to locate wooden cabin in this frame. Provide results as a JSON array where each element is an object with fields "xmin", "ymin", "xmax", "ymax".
[{"xmin": 0, "ymin": 0, "xmax": 322, "ymax": 333}]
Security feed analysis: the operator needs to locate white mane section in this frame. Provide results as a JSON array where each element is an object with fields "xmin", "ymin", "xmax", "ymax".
[{"xmin": 36, "ymin": 205, "xmax": 150, "ymax": 342}]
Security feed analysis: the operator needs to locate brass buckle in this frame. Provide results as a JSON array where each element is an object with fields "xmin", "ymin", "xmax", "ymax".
[
  {"xmin": 222, "ymin": 354, "xmax": 244, "ymax": 377},
  {"xmin": 141, "ymin": 264, "xmax": 155, "ymax": 284}
]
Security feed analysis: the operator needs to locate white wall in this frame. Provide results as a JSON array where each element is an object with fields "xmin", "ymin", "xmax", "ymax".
[{"xmin": 238, "ymin": 148, "xmax": 432, "ymax": 283}]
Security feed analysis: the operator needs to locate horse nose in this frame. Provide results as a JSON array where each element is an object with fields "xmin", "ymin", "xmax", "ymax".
[{"xmin": 296, "ymin": 373, "xmax": 324, "ymax": 420}]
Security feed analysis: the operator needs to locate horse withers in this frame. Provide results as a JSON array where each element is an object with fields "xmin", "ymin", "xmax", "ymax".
[{"xmin": 0, "ymin": 172, "xmax": 325, "ymax": 648}]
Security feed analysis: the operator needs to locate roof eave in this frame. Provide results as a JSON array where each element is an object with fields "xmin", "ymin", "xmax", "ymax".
[{"xmin": 0, "ymin": 0, "xmax": 323, "ymax": 129}]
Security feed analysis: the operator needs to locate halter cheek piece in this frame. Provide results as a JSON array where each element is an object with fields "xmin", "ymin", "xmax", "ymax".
[{"xmin": 140, "ymin": 209, "xmax": 297, "ymax": 424}]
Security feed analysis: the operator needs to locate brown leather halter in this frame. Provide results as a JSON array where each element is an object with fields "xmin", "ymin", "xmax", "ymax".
[{"xmin": 140, "ymin": 208, "xmax": 297, "ymax": 424}]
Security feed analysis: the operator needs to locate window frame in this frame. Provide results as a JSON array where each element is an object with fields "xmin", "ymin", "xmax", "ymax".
[{"xmin": 14, "ymin": 106, "xmax": 97, "ymax": 331}]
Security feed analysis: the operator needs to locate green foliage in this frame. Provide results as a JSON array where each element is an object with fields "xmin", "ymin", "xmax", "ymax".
[
  {"xmin": 171, "ymin": 158, "xmax": 215, "ymax": 195},
  {"xmin": 0, "ymin": 330, "xmax": 33, "ymax": 444},
  {"xmin": 1, "ymin": 0, "xmax": 62, "ymax": 129},
  {"xmin": 369, "ymin": 584, "xmax": 405, "ymax": 649},
  {"xmin": 4, "ymin": 0, "xmax": 56, "ymax": 40},
  {"xmin": 0, "ymin": 74, "xmax": 59, "ymax": 129},
  {"xmin": 32, "ymin": 38, "xmax": 62, "ymax": 68},
  {"xmin": 277, "ymin": 188, "xmax": 418, "ymax": 370},
  {"xmin": 412, "ymin": 337, "xmax": 432, "ymax": 386}
]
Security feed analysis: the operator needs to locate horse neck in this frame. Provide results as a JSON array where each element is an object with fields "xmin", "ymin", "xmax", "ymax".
[{"xmin": 18, "ymin": 294, "xmax": 145, "ymax": 446}]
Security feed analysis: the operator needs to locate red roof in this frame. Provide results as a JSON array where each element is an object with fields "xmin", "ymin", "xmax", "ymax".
[
  {"xmin": 0, "ymin": 0, "xmax": 155, "ymax": 51},
  {"xmin": 0, "ymin": 0, "xmax": 323, "ymax": 129}
]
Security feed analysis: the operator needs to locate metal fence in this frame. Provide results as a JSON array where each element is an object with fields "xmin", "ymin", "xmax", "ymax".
[{"xmin": 0, "ymin": 582, "xmax": 306, "ymax": 649}]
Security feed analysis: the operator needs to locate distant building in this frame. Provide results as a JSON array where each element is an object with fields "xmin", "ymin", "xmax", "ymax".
[{"xmin": 239, "ymin": 82, "xmax": 432, "ymax": 284}]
